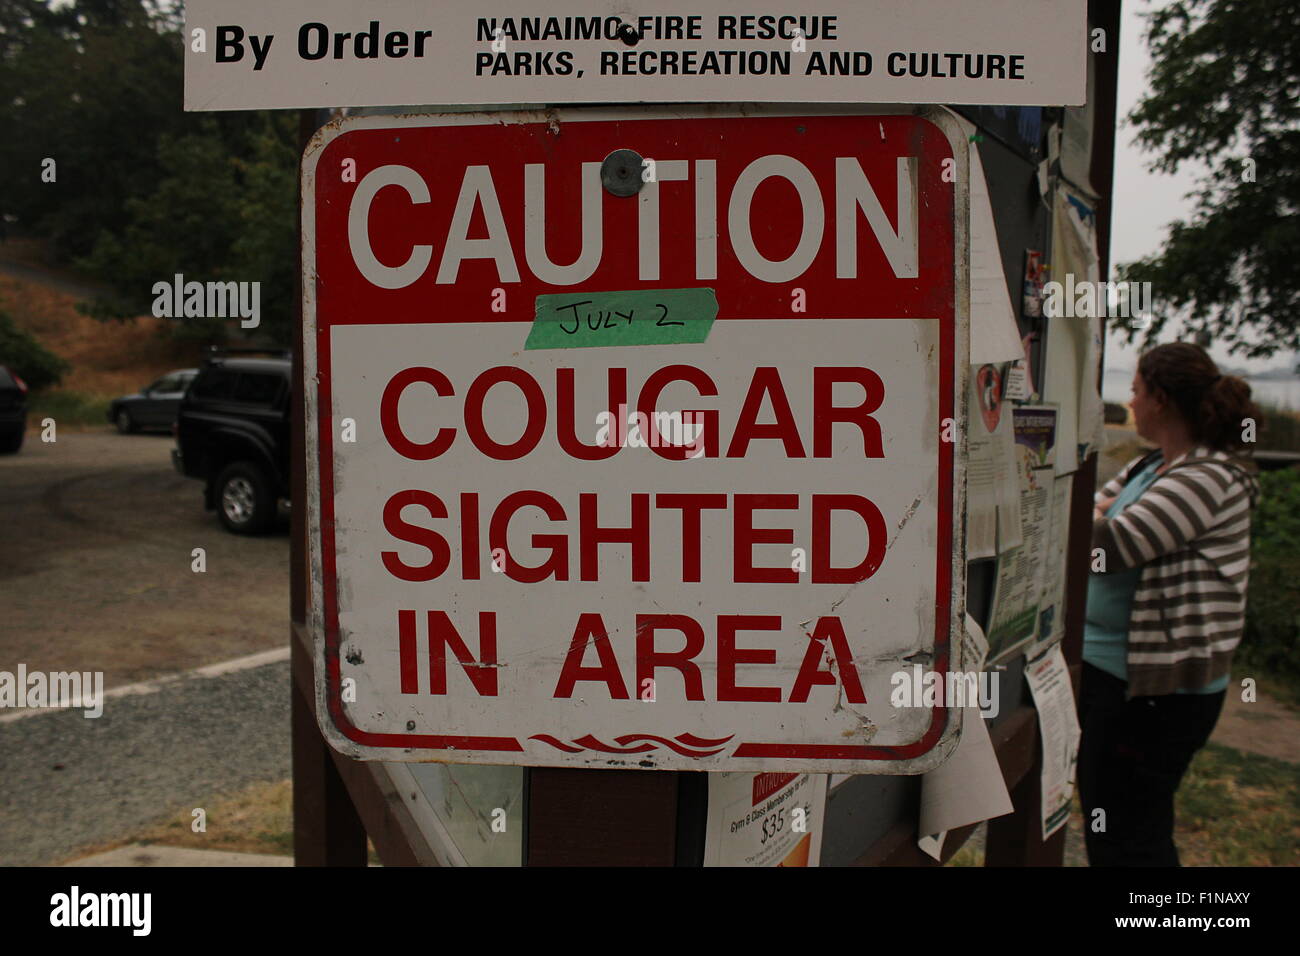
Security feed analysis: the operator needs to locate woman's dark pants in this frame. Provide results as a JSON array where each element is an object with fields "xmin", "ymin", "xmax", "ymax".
[{"xmin": 1077, "ymin": 662, "xmax": 1225, "ymax": 866}]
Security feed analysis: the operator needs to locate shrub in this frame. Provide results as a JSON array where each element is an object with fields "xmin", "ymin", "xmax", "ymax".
[
  {"xmin": 1240, "ymin": 468, "xmax": 1300, "ymax": 692},
  {"xmin": 1255, "ymin": 404, "xmax": 1300, "ymax": 453},
  {"xmin": 0, "ymin": 310, "xmax": 69, "ymax": 391},
  {"xmin": 26, "ymin": 391, "xmax": 110, "ymax": 426}
]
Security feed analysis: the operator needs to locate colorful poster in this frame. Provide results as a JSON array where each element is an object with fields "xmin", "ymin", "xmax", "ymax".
[
  {"xmin": 1012, "ymin": 405, "xmax": 1059, "ymax": 470},
  {"xmin": 704, "ymin": 772, "xmax": 828, "ymax": 867}
]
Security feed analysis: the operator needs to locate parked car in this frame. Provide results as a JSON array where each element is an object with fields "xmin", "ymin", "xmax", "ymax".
[
  {"xmin": 0, "ymin": 364, "xmax": 29, "ymax": 454},
  {"xmin": 172, "ymin": 350, "xmax": 291, "ymax": 534},
  {"xmin": 109, "ymin": 368, "xmax": 198, "ymax": 433}
]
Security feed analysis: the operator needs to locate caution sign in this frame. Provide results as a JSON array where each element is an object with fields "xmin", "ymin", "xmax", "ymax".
[{"xmin": 304, "ymin": 106, "xmax": 968, "ymax": 772}]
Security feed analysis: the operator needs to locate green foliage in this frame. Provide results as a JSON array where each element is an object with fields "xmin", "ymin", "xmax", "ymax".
[
  {"xmin": 0, "ymin": 310, "xmax": 68, "ymax": 390},
  {"xmin": 0, "ymin": 1, "xmax": 190, "ymax": 259},
  {"xmin": 1256, "ymin": 404, "xmax": 1300, "ymax": 452},
  {"xmin": 0, "ymin": 1, "xmax": 300, "ymax": 346},
  {"xmin": 1119, "ymin": 0, "xmax": 1300, "ymax": 358},
  {"xmin": 26, "ymin": 389, "xmax": 109, "ymax": 425},
  {"xmin": 1240, "ymin": 468, "xmax": 1300, "ymax": 691},
  {"xmin": 225, "ymin": 116, "xmax": 301, "ymax": 345}
]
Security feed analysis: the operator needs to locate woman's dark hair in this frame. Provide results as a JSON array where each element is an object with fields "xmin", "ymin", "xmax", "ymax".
[{"xmin": 1137, "ymin": 342, "xmax": 1261, "ymax": 452}]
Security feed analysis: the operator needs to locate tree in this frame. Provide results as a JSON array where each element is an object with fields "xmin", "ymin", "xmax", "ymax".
[
  {"xmin": 226, "ymin": 115, "xmax": 301, "ymax": 345},
  {"xmin": 0, "ymin": 0, "xmax": 188, "ymax": 259},
  {"xmin": 0, "ymin": 1, "xmax": 300, "ymax": 346},
  {"xmin": 0, "ymin": 310, "xmax": 68, "ymax": 390},
  {"xmin": 1119, "ymin": 0, "xmax": 1300, "ymax": 359}
]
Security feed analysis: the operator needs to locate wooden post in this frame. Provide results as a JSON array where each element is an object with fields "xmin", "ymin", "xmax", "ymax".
[
  {"xmin": 525, "ymin": 769, "xmax": 681, "ymax": 866},
  {"xmin": 291, "ymin": 108, "xmax": 368, "ymax": 867},
  {"xmin": 291, "ymin": 644, "xmax": 368, "ymax": 866}
]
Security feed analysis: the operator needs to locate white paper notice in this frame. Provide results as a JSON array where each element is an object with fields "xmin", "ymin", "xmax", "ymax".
[
  {"xmin": 1030, "ymin": 475, "xmax": 1074, "ymax": 656},
  {"xmin": 987, "ymin": 465, "xmax": 1053, "ymax": 662},
  {"xmin": 1043, "ymin": 186, "xmax": 1103, "ymax": 473},
  {"xmin": 959, "ymin": 117, "xmax": 1024, "ymax": 366},
  {"xmin": 1065, "ymin": 196, "xmax": 1105, "ymax": 459},
  {"xmin": 917, "ymin": 707, "xmax": 1013, "ymax": 861},
  {"xmin": 704, "ymin": 772, "xmax": 828, "ymax": 867},
  {"xmin": 1024, "ymin": 645, "xmax": 1080, "ymax": 840},
  {"xmin": 1079, "ymin": 314, "xmax": 1105, "ymax": 460},
  {"xmin": 1003, "ymin": 359, "xmax": 1032, "ymax": 401},
  {"xmin": 184, "ymin": 1, "xmax": 1088, "ymax": 112},
  {"xmin": 963, "ymin": 612, "xmax": 990, "ymax": 674},
  {"xmin": 1060, "ymin": 56, "xmax": 1098, "ymax": 197},
  {"xmin": 916, "ymin": 614, "xmax": 1009, "ymax": 861},
  {"xmin": 986, "ymin": 406, "xmax": 1058, "ymax": 660}
]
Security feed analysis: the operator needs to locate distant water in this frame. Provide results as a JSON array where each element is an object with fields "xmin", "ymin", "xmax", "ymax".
[{"xmin": 1103, "ymin": 368, "xmax": 1300, "ymax": 412}]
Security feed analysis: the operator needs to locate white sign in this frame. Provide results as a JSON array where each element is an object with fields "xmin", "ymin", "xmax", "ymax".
[
  {"xmin": 304, "ymin": 105, "xmax": 968, "ymax": 772},
  {"xmin": 704, "ymin": 772, "xmax": 829, "ymax": 866},
  {"xmin": 1024, "ymin": 645, "xmax": 1080, "ymax": 840},
  {"xmin": 187, "ymin": 0, "xmax": 1086, "ymax": 111}
]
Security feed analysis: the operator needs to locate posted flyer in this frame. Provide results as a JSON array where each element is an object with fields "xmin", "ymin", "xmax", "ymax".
[{"xmin": 704, "ymin": 772, "xmax": 828, "ymax": 867}]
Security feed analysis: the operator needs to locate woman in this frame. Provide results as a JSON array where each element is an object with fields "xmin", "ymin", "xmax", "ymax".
[{"xmin": 1079, "ymin": 341, "xmax": 1260, "ymax": 867}]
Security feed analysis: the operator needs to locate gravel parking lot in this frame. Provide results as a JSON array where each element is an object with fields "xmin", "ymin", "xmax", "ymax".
[{"xmin": 0, "ymin": 427, "xmax": 289, "ymax": 688}]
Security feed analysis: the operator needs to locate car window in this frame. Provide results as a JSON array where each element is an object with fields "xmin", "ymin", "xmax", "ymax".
[
  {"xmin": 152, "ymin": 375, "xmax": 182, "ymax": 392},
  {"xmin": 232, "ymin": 373, "xmax": 282, "ymax": 405},
  {"xmin": 189, "ymin": 368, "xmax": 238, "ymax": 400},
  {"xmin": 0, "ymin": 367, "xmax": 14, "ymax": 389}
]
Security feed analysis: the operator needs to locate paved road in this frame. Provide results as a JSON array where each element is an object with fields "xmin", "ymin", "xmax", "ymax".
[
  {"xmin": 0, "ymin": 658, "xmax": 289, "ymax": 866},
  {"xmin": 0, "ymin": 428, "xmax": 292, "ymax": 864}
]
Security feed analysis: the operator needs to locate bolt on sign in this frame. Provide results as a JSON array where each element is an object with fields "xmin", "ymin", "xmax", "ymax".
[
  {"xmin": 184, "ymin": 0, "xmax": 1086, "ymax": 111},
  {"xmin": 304, "ymin": 106, "xmax": 969, "ymax": 772}
]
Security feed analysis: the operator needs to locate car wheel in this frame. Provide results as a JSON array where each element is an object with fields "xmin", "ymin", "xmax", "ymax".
[
  {"xmin": 215, "ymin": 461, "xmax": 275, "ymax": 535},
  {"xmin": 0, "ymin": 426, "xmax": 22, "ymax": 454},
  {"xmin": 115, "ymin": 409, "xmax": 136, "ymax": 434}
]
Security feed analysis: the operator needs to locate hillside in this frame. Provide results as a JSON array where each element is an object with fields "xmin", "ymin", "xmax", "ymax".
[{"xmin": 0, "ymin": 239, "xmax": 206, "ymax": 414}]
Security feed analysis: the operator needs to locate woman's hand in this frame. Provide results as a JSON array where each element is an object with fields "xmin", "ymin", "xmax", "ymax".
[{"xmin": 1093, "ymin": 494, "xmax": 1116, "ymax": 520}]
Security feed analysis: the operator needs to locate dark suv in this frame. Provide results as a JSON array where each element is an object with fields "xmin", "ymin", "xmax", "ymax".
[{"xmin": 173, "ymin": 350, "xmax": 291, "ymax": 534}]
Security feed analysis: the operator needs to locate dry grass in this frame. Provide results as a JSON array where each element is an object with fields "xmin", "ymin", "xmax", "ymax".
[
  {"xmin": 949, "ymin": 742, "xmax": 1299, "ymax": 867},
  {"xmin": 58, "ymin": 779, "xmax": 294, "ymax": 863},
  {"xmin": 0, "ymin": 271, "xmax": 204, "ymax": 399},
  {"xmin": 59, "ymin": 778, "xmax": 390, "ymax": 865}
]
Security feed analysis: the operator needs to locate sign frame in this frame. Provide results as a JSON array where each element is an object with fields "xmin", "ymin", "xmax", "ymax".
[{"xmin": 302, "ymin": 103, "xmax": 970, "ymax": 774}]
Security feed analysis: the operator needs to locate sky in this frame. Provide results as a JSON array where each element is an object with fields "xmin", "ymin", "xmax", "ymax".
[{"xmin": 1107, "ymin": 1, "xmax": 1286, "ymax": 375}]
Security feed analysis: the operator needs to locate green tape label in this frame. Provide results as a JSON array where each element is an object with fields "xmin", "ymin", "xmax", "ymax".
[{"xmin": 525, "ymin": 288, "xmax": 717, "ymax": 350}]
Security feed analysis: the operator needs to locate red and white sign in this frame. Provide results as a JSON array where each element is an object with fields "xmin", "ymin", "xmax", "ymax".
[{"xmin": 304, "ymin": 106, "xmax": 968, "ymax": 772}]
